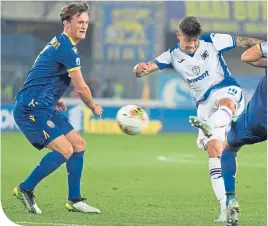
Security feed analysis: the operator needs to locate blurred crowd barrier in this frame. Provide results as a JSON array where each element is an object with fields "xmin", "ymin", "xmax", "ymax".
[{"xmin": 0, "ymin": 74, "xmax": 263, "ymax": 134}]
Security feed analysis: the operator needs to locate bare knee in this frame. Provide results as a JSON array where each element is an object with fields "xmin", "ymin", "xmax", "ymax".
[
  {"xmin": 205, "ymin": 139, "xmax": 224, "ymax": 158},
  {"xmin": 218, "ymin": 98, "xmax": 236, "ymax": 115},
  {"xmin": 47, "ymin": 136, "xmax": 74, "ymax": 159},
  {"xmin": 72, "ymin": 137, "xmax": 86, "ymax": 152},
  {"xmin": 54, "ymin": 143, "xmax": 73, "ymax": 159},
  {"xmin": 60, "ymin": 144, "xmax": 74, "ymax": 159}
]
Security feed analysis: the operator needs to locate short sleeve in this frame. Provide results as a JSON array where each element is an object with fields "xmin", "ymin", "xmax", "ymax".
[
  {"xmin": 154, "ymin": 50, "xmax": 173, "ymax": 70},
  {"xmin": 210, "ymin": 33, "xmax": 236, "ymax": 53},
  {"xmin": 58, "ymin": 46, "xmax": 81, "ymax": 72}
]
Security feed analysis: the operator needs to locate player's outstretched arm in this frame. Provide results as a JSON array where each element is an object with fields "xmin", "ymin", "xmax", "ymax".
[
  {"xmin": 241, "ymin": 43, "xmax": 267, "ymax": 68},
  {"xmin": 70, "ymin": 69, "xmax": 103, "ymax": 116},
  {"xmin": 235, "ymin": 36, "xmax": 264, "ymax": 48},
  {"xmin": 243, "ymin": 58, "xmax": 267, "ymax": 68},
  {"xmin": 133, "ymin": 61, "xmax": 159, "ymax": 78}
]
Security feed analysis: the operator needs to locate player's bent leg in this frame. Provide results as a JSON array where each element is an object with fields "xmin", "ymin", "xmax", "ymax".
[
  {"xmin": 51, "ymin": 113, "xmax": 99, "ymax": 213},
  {"xmin": 14, "ymin": 136, "xmax": 73, "ymax": 214},
  {"xmin": 189, "ymin": 116, "xmax": 213, "ymax": 137},
  {"xmin": 47, "ymin": 135, "xmax": 74, "ymax": 159},
  {"xmin": 64, "ymin": 130, "xmax": 100, "ymax": 213},
  {"xmin": 190, "ymin": 97, "xmax": 241, "ymax": 138},
  {"xmin": 65, "ymin": 129, "xmax": 86, "ymax": 153},
  {"xmin": 208, "ymin": 98, "xmax": 234, "ymax": 128},
  {"xmin": 205, "ymin": 139, "xmax": 227, "ymax": 222}
]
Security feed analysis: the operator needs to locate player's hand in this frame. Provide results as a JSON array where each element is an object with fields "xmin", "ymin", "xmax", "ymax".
[
  {"xmin": 133, "ymin": 62, "xmax": 148, "ymax": 78},
  {"xmin": 55, "ymin": 98, "xmax": 67, "ymax": 112},
  {"xmin": 89, "ymin": 103, "xmax": 103, "ymax": 117}
]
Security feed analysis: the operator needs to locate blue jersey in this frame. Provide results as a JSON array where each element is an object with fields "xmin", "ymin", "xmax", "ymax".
[
  {"xmin": 245, "ymin": 42, "xmax": 267, "ymax": 128},
  {"xmin": 15, "ymin": 33, "xmax": 80, "ymax": 114},
  {"xmin": 246, "ymin": 72, "xmax": 267, "ymax": 128},
  {"xmin": 227, "ymin": 42, "xmax": 267, "ymax": 147}
]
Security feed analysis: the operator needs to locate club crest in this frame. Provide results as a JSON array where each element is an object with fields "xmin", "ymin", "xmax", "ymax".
[{"xmin": 192, "ymin": 66, "xmax": 200, "ymax": 75}]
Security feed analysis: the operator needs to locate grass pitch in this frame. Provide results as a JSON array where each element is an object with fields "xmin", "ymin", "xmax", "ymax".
[{"xmin": 1, "ymin": 133, "xmax": 266, "ymax": 226}]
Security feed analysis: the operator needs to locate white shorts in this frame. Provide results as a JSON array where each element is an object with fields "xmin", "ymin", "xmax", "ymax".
[{"xmin": 197, "ymin": 86, "xmax": 245, "ymax": 149}]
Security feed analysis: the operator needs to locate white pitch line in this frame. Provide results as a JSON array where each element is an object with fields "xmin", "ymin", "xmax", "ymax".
[
  {"xmin": 15, "ymin": 222, "xmax": 90, "ymax": 226},
  {"xmin": 156, "ymin": 155, "xmax": 266, "ymax": 168}
]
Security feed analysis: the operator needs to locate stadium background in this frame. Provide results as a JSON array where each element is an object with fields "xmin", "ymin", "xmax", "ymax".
[
  {"xmin": 1, "ymin": 1, "xmax": 266, "ymax": 134},
  {"xmin": 1, "ymin": 2, "xmax": 267, "ymax": 226}
]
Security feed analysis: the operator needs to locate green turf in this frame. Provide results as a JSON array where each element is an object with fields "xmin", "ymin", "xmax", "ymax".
[{"xmin": 1, "ymin": 133, "xmax": 267, "ymax": 226}]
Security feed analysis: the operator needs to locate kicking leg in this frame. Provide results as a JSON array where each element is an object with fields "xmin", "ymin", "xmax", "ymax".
[{"xmin": 190, "ymin": 98, "xmax": 235, "ymax": 137}]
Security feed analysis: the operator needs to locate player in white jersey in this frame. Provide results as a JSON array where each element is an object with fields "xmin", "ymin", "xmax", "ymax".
[{"xmin": 133, "ymin": 16, "xmax": 264, "ymax": 222}]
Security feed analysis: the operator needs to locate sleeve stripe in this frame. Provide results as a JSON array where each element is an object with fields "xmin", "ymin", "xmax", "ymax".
[
  {"xmin": 154, "ymin": 59, "xmax": 173, "ymax": 70},
  {"xmin": 154, "ymin": 59, "xmax": 166, "ymax": 70},
  {"xmin": 231, "ymin": 35, "xmax": 236, "ymax": 48},
  {"xmin": 67, "ymin": 66, "xmax": 81, "ymax": 73},
  {"xmin": 257, "ymin": 44, "xmax": 264, "ymax": 56}
]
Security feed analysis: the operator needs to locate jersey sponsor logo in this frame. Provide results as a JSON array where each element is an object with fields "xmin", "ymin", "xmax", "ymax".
[
  {"xmin": 201, "ymin": 50, "xmax": 209, "ymax": 60},
  {"xmin": 76, "ymin": 58, "xmax": 80, "ymax": 66},
  {"xmin": 47, "ymin": 120, "xmax": 55, "ymax": 128},
  {"xmin": 187, "ymin": 70, "xmax": 209, "ymax": 84},
  {"xmin": 192, "ymin": 66, "xmax": 200, "ymax": 75}
]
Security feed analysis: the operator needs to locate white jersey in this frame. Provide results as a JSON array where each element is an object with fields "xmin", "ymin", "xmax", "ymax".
[{"xmin": 154, "ymin": 33, "xmax": 240, "ymax": 106}]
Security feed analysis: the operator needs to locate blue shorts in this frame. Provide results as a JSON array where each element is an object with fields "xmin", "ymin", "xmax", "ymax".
[
  {"xmin": 227, "ymin": 112, "xmax": 267, "ymax": 148},
  {"xmin": 13, "ymin": 103, "xmax": 73, "ymax": 150}
]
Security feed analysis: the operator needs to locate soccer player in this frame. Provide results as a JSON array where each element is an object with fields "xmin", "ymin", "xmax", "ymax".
[
  {"xmin": 221, "ymin": 42, "xmax": 267, "ymax": 226},
  {"xmin": 132, "ymin": 16, "xmax": 263, "ymax": 222},
  {"xmin": 12, "ymin": 2, "xmax": 103, "ymax": 214}
]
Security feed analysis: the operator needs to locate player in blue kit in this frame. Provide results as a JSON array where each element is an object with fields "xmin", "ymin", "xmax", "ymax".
[
  {"xmin": 13, "ymin": 2, "xmax": 103, "ymax": 214},
  {"xmin": 221, "ymin": 42, "xmax": 267, "ymax": 226}
]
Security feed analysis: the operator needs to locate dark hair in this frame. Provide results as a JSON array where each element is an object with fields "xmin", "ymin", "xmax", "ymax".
[
  {"xmin": 60, "ymin": 2, "xmax": 89, "ymax": 23},
  {"xmin": 178, "ymin": 16, "xmax": 202, "ymax": 36}
]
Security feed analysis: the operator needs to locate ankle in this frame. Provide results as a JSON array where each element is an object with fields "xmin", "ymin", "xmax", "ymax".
[
  {"xmin": 226, "ymin": 192, "xmax": 235, "ymax": 199},
  {"xmin": 69, "ymin": 197, "xmax": 83, "ymax": 202},
  {"xmin": 226, "ymin": 193, "xmax": 235, "ymax": 206}
]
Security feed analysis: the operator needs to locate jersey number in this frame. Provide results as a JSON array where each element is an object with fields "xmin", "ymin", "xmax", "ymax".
[{"xmin": 227, "ymin": 88, "xmax": 238, "ymax": 96}]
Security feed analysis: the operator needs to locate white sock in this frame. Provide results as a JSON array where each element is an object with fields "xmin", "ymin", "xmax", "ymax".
[
  {"xmin": 209, "ymin": 158, "xmax": 226, "ymax": 212},
  {"xmin": 208, "ymin": 106, "xmax": 233, "ymax": 128}
]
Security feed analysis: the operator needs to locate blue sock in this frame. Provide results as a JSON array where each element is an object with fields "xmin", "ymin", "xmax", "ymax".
[
  {"xmin": 21, "ymin": 151, "xmax": 67, "ymax": 191},
  {"xmin": 221, "ymin": 147, "xmax": 238, "ymax": 205},
  {"xmin": 66, "ymin": 151, "xmax": 84, "ymax": 200}
]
